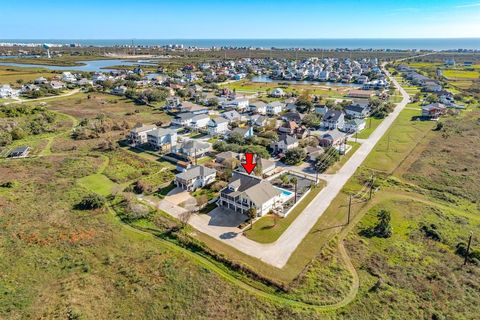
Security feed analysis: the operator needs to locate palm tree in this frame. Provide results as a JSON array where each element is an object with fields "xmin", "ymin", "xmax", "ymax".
[
  {"xmin": 290, "ymin": 177, "xmax": 298, "ymax": 203},
  {"xmin": 247, "ymin": 207, "xmax": 257, "ymax": 229}
]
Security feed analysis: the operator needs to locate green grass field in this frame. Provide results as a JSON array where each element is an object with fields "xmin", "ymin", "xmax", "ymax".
[
  {"xmin": 443, "ymin": 69, "xmax": 479, "ymax": 80},
  {"xmin": 244, "ymin": 184, "xmax": 323, "ymax": 243},
  {"xmin": 77, "ymin": 173, "xmax": 117, "ymax": 196},
  {"xmin": 354, "ymin": 117, "xmax": 383, "ymax": 139}
]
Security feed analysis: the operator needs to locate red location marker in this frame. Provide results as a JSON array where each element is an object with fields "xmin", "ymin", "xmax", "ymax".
[{"xmin": 241, "ymin": 152, "xmax": 256, "ymax": 175}]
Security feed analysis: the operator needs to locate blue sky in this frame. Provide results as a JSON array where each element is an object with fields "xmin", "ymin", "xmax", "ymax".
[{"xmin": 1, "ymin": 0, "xmax": 479, "ymax": 39}]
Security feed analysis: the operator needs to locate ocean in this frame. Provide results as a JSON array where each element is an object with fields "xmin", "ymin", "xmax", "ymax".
[{"xmin": 1, "ymin": 38, "xmax": 480, "ymax": 50}]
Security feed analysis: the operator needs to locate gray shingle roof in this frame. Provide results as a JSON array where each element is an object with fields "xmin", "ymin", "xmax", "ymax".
[{"xmin": 176, "ymin": 165, "xmax": 216, "ymax": 180}]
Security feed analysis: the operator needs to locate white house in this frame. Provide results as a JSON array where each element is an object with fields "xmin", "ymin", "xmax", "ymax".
[
  {"xmin": 218, "ymin": 172, "xmax": 283, "ymax": 217},
  {"xmin": 344, "ymin": 104, "xmax": 370, "ymax": 119},
  {"xmin": 321, "ymin": 110, "xmax": 345, "ymax": 130},
  {"xmin": 270, "ymin": 88, "xmax": 285, "ymax": 97},
  {"xmin": 178, "ymin": 139, "xmax": 211, "ymax": 158},
  {"xmin": 270, "ymin": 135, "xmax": 299, "ymax": 153},
  {"xmin": 147, "ymin": 128, "xmax": 177, "ymax": 152},
  {"xmin": 175, "ymin": 165, "xmax": 217, "ymax": 191},
  {"xmin": 207, "ymin": 117, "xmax": 229, "ymax": 136},
  {"xmin": 111, "ymin": 86, "xmax": 127, "ymax": 95},
  {"xmin": 223, "ymin": 98, "xmax": 249, "ymax": 111},
  {"xmin": 172, "ymin": 112, "xmax": 196, "ymax": 127},
  {"xmin": 189, "ymin": 114, "xmax": 210, "ymax": 130},
  {"xmin": 0, "ymin": 85, "xmax": 20, "ymax": 98},
  {"xmin": 249, "ymin": 101, "xmax": 267, "ymax": 115},
  {"xmin": 267, "ymin": 101, "xmax": 284, "ymax": 115},
  {"xmin": 129, "ymin": 124, "xmax": 157, "ymax": 145},
  {"xmin": 61, "ymin": 72, "xmax": 77, "ymax": 83},
  {"xmin": 344, "ymin": 118, "xmax": 366, "ymax": 133}
]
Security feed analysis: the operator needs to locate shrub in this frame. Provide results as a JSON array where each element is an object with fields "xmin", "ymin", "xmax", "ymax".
[
  {"xmin": 283, "ymin": 147, "xmax": 306, "ymax": 165},
  {"xmin": 75, "ymin": 194, "xmax": 106, "ymax": 210}
]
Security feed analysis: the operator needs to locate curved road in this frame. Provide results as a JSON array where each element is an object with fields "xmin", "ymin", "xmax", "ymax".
[{"xmin": 175, "ymin": 63, "xmax": 411, "ymax": 268}]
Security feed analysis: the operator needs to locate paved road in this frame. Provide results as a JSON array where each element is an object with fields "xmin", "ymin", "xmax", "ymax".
[{"xmin": 149, "ymin": 65, "xmax": 411, "ymax": 269}]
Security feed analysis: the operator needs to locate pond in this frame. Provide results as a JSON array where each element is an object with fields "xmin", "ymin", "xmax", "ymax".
[
  {"xmin": 0, "ymin": 57, "xmax": 158, "ymax": 72},
  {"xmin": 251, "ymin": 75, "xmax": 361, "ymax": 87}
]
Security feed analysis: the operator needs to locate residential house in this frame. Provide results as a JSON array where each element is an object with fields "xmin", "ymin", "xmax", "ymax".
[
  {"xmin": 344, "ymin": 118, "xmax": 366, "ymax": 133},
  {"xmin": 315, "ymin": 105, "xmax": 329, "ymax": 116},
  {"xmin": 189, "ymin": 114, "xmax": 210, "ymax": 130},
  {"xmin": 422, "ymin": 103, "xmax": 447, "ymax": 120},
  {"xmin": 222, "ymin": 110, "xmax": 243, "ymax": 123},
  {"xmin": 282, "ymin": 111, "xmax": 305, "ymax": 123},
  {"xmin": 305, "ymin": 146, "xmax": 324, "ymax": 162},
  {"xmin": 129, "ymin": 124, "xmax": 157, "ymax": 145},
  {"xmin": 61, "ymin": 72, "xmax": 77, "ymax": 83},
  {"xmin": 267, "ymin": 101, "xmax": 284, "ymax": 115},
  {"xmin": 222, "ymin": 98, "xmax": 249, "ymax": 111},
  {"xmin": 270, "ymin": 88, "xmax": 285, "ymax": 97},
  {"xmin": 344, "ymin": 104, "xmax": 370, "ymax": 119},
  {"xmin": 215, "ymin": 151, "xmax": 240, "ymax": 166},
  {"xmin": 218, "ymin": 172, "xmax": 283, "ymax": 216},
  {"xmin": 249, "ymin": 114, "xmax": 268, "ymax": 127},
  {"xmin": 347, "ymin": 89, "xmax": 375, "ymax": 99},
  {"xmin": 49, "ymin": 81, "xmax": 65, "ymax": 90},
  {"xmin": 111, "ymin": 86, "xmax": 127, "ymax": 95},
  {"xmin": 21, "ymin": 84, "xmax": 39, "ymax": 93},
  {"xmin": 0, "ymin": 85, "xmax": 20, "ymax": 98},
  {"xmin": 230, "ymin": 126, "xmax": 254, "ymax": 139},
  {"xmin": 207, "ymin": 117, "xmax": 229, "ymax": 135},
  {"xmin": 34, "ymin": 77, "xmax": 48, "ymax": 85},
  {"xmin": 175, "ymin": 165, "xmax": 216, "ymax": 191},
  {"xmin": 172, "ymin": 112, "xmax": 196, "ymax": 126},
  {"xmin": 249, "ymin": 101, "xmax": 267, "ymax": 115},
  {"xmin": 179, "ymin": 101, "xmax": 209, "ymax": 114},
  {"xmin": 319, "ymin": 130, "xmax": 346, "ymax": 147},
  {"xmin": 178, "ymin": 139, "xmax": 211, "ymax": 158},
  {"xmin": 321, "ymin": 110, "xmax": 345, "ymax": 130},
  {"xmin": 8, "ymin": 146, "xmax": 31, "ymax": 158},
  {"xmin": 147, "ymin": 128, "xmax": 177, "ymax": 152},
  {"xmin": 271, "ymin": 134, "xmax": 299, "ymax": 154},
  {"xmin": 166, "ymin": 96, "xmax": 181, "ymax": 109}
]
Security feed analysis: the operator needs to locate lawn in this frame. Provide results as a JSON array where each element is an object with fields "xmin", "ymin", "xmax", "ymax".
[
  {"xmin": 244, "ymin": 184, "xmax": 324, "ymax": 243},
  {"xmin": 326, "ymin": 141, "xmax": 361, "ymax": 174},
  {"xmin": 0, "ymin": 66, "xmax": 56, "ymax": 85},
  {"xmin": 77, "ymin": 173, "xmax": 117, "ymax": 196},
  {"xmin": 354, "ymin": 117, "xmax": 383, "ymax": 139}
]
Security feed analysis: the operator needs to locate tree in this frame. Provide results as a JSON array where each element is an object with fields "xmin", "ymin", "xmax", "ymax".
[
  {"xmin": 247, "ymin": 207, "xmax": 257, "ymax": 228},
  {"xmin": 315, "ymin": 147, "xmax": 340, "ymax": 173},
  {"xmin": 227, "ymin": 132, "xmax": 245, "ymax": 145},
  {"xmin": 302, "ymin": 113, "xmax": 321, "ymax": 128},
  {"xmin": 0, "ymin": 131, "xmax": 12, "ymax": 147},
  {"xmin": 76, "ymin": 194, "xmax": 106, "ymax": 210},
  {"xmin": 373, "ymin": 209, "xmax": 392, "ymax": 238},
  {"xmin": 283, "ymin": 147, "xmax": 306, "ymax": 165},
  {"xmin": 290, "ymin": 176, "xmax": 298, "ymax": 203}
]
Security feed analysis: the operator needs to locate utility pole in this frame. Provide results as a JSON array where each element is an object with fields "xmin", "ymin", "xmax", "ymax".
[
  {"xmin": 315, "ymin": 170, "xmax": 319, "ymax": 186},
  {"xmin": 387, "ymin": 133, "xmax": 391, "ymax": 152},
  {"xmin": 347, "ymin": 194, "xmax": 352, "ymax": 225},
  {"xmin": 369, "ymin": 175, "xmax": 375, "ymax": 200},
  {"xmin": 294, "ymin": 181, "xmax": 298, "ymax": 203},
  {"xmin": 355, "ymin": 131, "xmax": 358, "ymax": 143},
  {"xmin": 369, "ymin": 117, "xmax": 372, "ymax": 129},
  {"xmin": 194, "ymin": 148, "xmax": 197, "ymax": 166},
  {"xmin": 464, "ymin": 233, "xmax": 473, "ymax": 266}
]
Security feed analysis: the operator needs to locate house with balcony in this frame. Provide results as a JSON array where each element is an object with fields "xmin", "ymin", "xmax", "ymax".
[
  {"xmin": 128, "ymin": 124, "xmax": 157, "ymax": 146},
  {"xmin": 178, "ymin": 139, "xmax": 211, "ymax": 158},
  {"xmin": 267, "ymin": 101, "xmax": 284, "ymax": 115},
  {"xmin": 249, "ymin": 101, "xmax": 267, "ymax": 114},
  {"xmin": 218, "ymin": 172, "xmax": 283, "ymax": 217},
  {"xmin": 147, "ymin": 128, "xmax": 177, "ymax": 152},
  {"xmin": 175, "ymin": 165, "xmax": 217, "ymax": 191},
  {"xmin": 188, "ymin": 114, "xmax": 210, "ymax": 130},
  {"xmin": 321, "ymin": 110, "xmax": 345, "ymax": 130}
]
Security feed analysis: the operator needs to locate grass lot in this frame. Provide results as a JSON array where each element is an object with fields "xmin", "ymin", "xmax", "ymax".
[
  {"xmin": 0, "ymin": 55, "xmax": 110, "ymax": 66},
  {"xmin": 354, "ymin": 117, "xmax": 383, "ymax": 139},
  {"xmin": 0, "ymin": 66, "xmax": 56, "ymax": 85},
  {"xmin": 443, "ymin": 69, "xmax": 479, "ymax": 80},
  {"xmin": 244, "ymin": 183, "xmax": 324, "ymax": 243},
  {"xmin": 77, "ymin": 173, "xmax": 117, "ymax": 196},
  {"xmin": 362, "ymin": 106, "xmax": 434, "ymax": 173},
  {"xmin": 326, "ymin": 141, "xmax": 361, "ymax": 174},
  {"xmin": 46, "ymin": 92, "xmax": 171, "ymax": 125},
  {"xmin": 221, "ymin": 79, "xmax": 351, "ymax": 98}
]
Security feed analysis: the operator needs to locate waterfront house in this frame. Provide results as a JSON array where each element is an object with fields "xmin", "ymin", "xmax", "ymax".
[{"xmin": 270, "ymin": 88, "xmax": 285, "ymax": 97}]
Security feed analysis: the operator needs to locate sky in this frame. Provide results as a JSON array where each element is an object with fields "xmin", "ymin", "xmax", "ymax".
[{"xmin": 1, "ymin": 0, "xmax": 480, "ymax": 39}]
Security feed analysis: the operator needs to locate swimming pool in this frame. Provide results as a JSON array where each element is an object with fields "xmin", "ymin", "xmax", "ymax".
[{"xmin": 275, "ymin": 187, "xmax": 293, "ymax": 197}]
